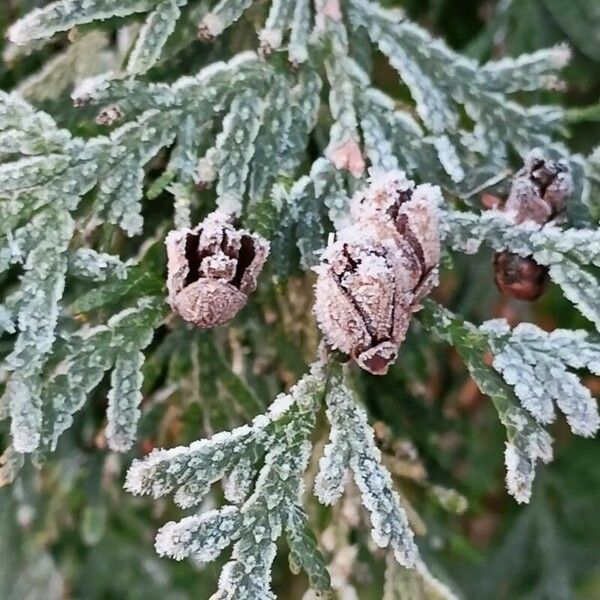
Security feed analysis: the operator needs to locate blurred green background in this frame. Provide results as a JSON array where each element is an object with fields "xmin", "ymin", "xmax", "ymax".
[{"xmin": 1, "ymin": 1, "xmax": 599, "ymax": 598}]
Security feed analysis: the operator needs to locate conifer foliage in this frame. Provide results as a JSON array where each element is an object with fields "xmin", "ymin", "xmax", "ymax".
[{"xmin": 1, "ymin": 0, "xmax": 599, "ymax": 598}]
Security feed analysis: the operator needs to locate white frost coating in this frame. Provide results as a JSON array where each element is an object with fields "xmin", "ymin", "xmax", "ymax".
[
  {"xmin": 348, "ymin": 0, "xmax": 567, "ymax": 152},
  {"xmin": 37, "ymin": 297, "xmax": 163, "ymax": 452},
  {"xmin": 431, "ymin": 135, "xmax": 465, "ymax": 183},
  {"xmin": 6, "ymin": 210, "xmax": 73, "ymax": 453},
  {"xmin": 309, "ymin": 158, "xmax": 349, "ymax": 231},
  {"xmin": 314, "ymin": 384, "xmax": 352, "ymax": 505},
  {"xmin": 71, "ymin": 73, "xmax": 115, "ymax": 107},
  {"xmin": 125, "ymin": 369, "xmax": 320, "ymax": 505},
  {"xmin": 8, "ymin": 0, "xmax": 157, "ymax": 44},
  {"xmin": 420, "ymin": 302, "xmax": 556, "ymax": 504},
  {"xmin": 199, "ymin": 0, "xmax": 253, "ymax": 39},
  {"xmin": 504, "ymin": 428, "xmax": 553, "ymax": 505},
  {"xmin": 155, "ymin": 507, "xmax": 242, "ymax": 561},
  {"xmin": 0, "ymin": 305, "xmax": 15, "ymax": 334},
  {"xmin": 319, "ymin": 12, "xmax": 366, "ymax": 176},
  {"xmin": 223, "ymin": 453, "xmax": 258, "ymax": 504},
  {"xmin": 196, "ymin": 151, "xmax": 217, "ymax": 185},
  {"xmin": 248, "ymin": 75, "xmax": 294, "ymax": 201},
  {"xmin": 359, "ymin": 84, "xmax": 462, "ymax": 189},
  {"xmin": 44, "ymin": 327, "xmax": 114, "ymax": 450},
  {"xmin": 482, "ymin": 320, "xmax": 600, "ymax": 437},
  {"xmin": 96, "ymin": 109, "xmax": 178, "ymax": 236},
  {"xmin": 209, "ymin": 371, "xmax": 326, "ymax": 599},
  {"xmin": 0, "ymin": 153, "xmax": 70, "ymax": 192},
  {"xmin": 479, "ymin": 44, "xmax": 571, "ymax": 93},
  {"xmin": 289, "ymin": 0, "xmax": 311, "ymax": 64},
  {"xmin": 349, "ymin": 1, "xmax": 455, "ymax": 134},
  {"xmin": 106, "ymin": 350, "xmax": 144, "ymax": 452},
  {"xmin": 68, "ymin": 249, "xmax": 129, "ymax": 281},
  {"xmin": 214, "ymin": 90, "xmax": 264, "ymax": 215},
  {"xmin": 316, "ymin": 373, "xmax": 418, "ymax": 568},
  {"xmin": 6, "ymin": 212, "xmax": 73, "ymax": 372},
  {"xmin": 126, "ymin": 367, "xmax": 329, "ymax": 598},
  {"xmin": 125, "ymin": 423, "xmax": 259, "ymax": 506},
  {"xmin": 325, "ymin": 48, "xmax": 365, "ymax": 176},
  {"xmin": 8, "ymin": 374, "xmax": 41, "ymax": 453},
  {"xmin": 127, "ymin": 0, "xmax": 181, "ymax": 75},
  {"xmin": 259, "ymin": 0, "xmax": 295, "ymax": 52}
]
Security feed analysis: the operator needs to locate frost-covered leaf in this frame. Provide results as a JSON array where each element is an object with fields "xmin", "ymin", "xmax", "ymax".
[
  {"xmin": 481, "ymin": 320, "xmax": 600, "ymax": 437},
  {"xmin": 8, "ymin": 0, "xmax": 160, "ymax": 45},
  {"xmin": 95, "ymin": 110, "xmax": 178, "ymax": 235},
  {"xmin": 127, "ymin": 365, "xmax": 329, "ymax": 598},
  {"xmin": 68, "ymin": 249, "xmax": 129, "ymax": 282},
  {"xmin": 39, "ymin": 296, "xmax": 164, "ymax": 451},
  {"xmin": 316, "ymin": 367, "xmax": 418, "ymax": 567},
  {"xmin": 155, "ymin": 507, "xmax": 242, "ymax": 561},
  {"xmin": 419, "ymin": 301, "xmax": 554, "ymax": 504},
  {"xmin": 247, "ymin": 75, "xmax": 293, "ymax": 203},
  {"xmin": 0, "ymin": 154, "xmax": 71, "ymax": 193},
  {"xmin": 127, "ymin": 0, "xmax": 181, "ymax": 74},
  {"xmin": 106, "ymin": 350, "xmax": 145, "ymax": 451},
  {"xmin": 286, "ymin": 505, "xmax": 331, "ymax": 593},
  {"xmin": 350, "ymin": 2, "xmax": 456, "ymax": 134},
  {"xmin": 72, "ymin": 73, "xmax": 174, "ymax": 116},
  {"xmin": 198, "ymin": 0, "xmax": 253, "ymax": 39},
  {"xmin": 213, "ymin": 90, "xmax": 264, "ymax": 215},
  {"xmin": 288, "ymin": 0, "xmax": 311, "ymax": 64},
  {"xmin": 259, "ymin": 0, "xmax": 295, "ymax": 52},
  {"xmin": 41, "ymin": 327, "xmax": 114, "ymax": 450},
  {"xmin": 4, "ymin": 209, "xmax": 74, "ymax": 453},
  {"xmin": 348, "ymin": 0, "xmax": 566, "ymax": 159},
  {"xmin": 6, "ymin": 210, "xmax": 73, "ymax": 373},
  {"xmin": 479, "ymin": 45, "xmax": 571, "ymax": 93},
  {"xmin": 126, "ymin": 422, "xmax": 264, "ymax": 507},
  {"xmin": 6, "ymin": 374, "xmax": 43, "ymax": 455},
  {"xmin": 287, "ymin": 173, "xmax": 325, "ymax": 267},
  {"xmin": 321, "ymin": 17, "xmax": 365, "ymax": 177}
]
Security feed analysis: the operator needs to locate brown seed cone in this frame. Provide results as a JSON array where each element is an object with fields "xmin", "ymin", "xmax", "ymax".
[
  {"xmin": 494, "ymin": 150, "xmax": 571, "ymax": 302},
  {"xmin": 504, "ymin": 150, "xmax": 573, "ymax": 225},
  {"xmin": 314, "ymin": 171, "xmax": 441, "ymax": 375},
  {"xmin": 494, "ymin": 251, "xmax": 549, "ymax": 302},
  {"xmin": 166, "ymin": 210, "xmax": 269, "ymax": 328}
]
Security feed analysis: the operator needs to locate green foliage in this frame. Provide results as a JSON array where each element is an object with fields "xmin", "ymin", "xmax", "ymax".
[{"xmin": 1, "ymin": 0, "xmax": 599, "ymax": 599}]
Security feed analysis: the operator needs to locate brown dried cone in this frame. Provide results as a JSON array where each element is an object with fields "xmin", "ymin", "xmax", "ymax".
[
  {"xmin": 314, "ymin": 171, "xmax": 441, "ymax": 375},
  {"xmin": 494, "ymin": 251, "xmax": 550, "ymax": 301},
  {"xmin": 494, "ymin": 150, "xmax": 573, "ymax": 301},
  {"xmin": 166, "ymin": 210, "xmax": 269, "ymax": 328}
]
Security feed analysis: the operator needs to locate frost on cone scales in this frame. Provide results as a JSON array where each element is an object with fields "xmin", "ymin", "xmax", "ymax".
[
  {"xmin": 166, "ymin": 210, "xmax": 269, "ymax": 328},
  {"xmin": 494, "ymin": 150, "xmax": 573, "ymax": 301},
  {"xmin": 314, "ymin": 171, "xmax": 441, "ymax": 375}
]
